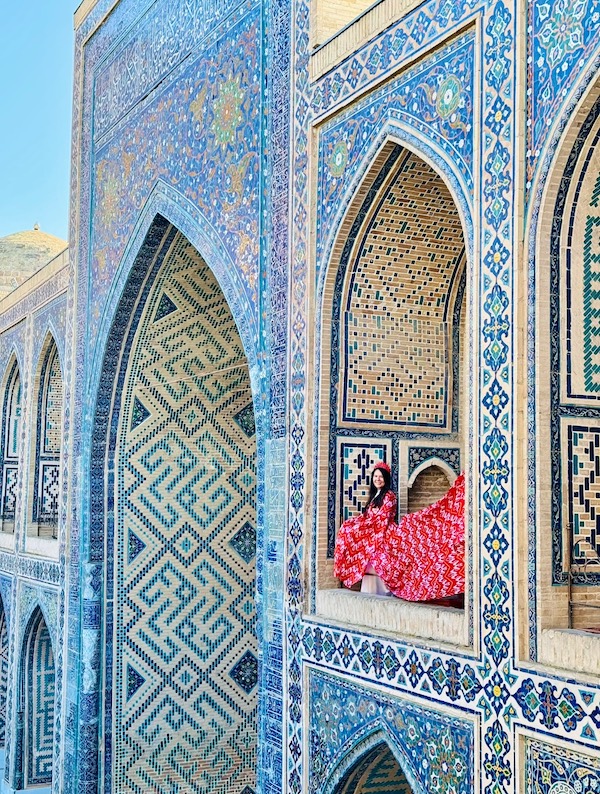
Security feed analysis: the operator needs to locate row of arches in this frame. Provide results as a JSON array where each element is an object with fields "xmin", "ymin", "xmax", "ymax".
[{"xmin": 0, "ymin": 335, "xmax": 64, "ymax": 538}]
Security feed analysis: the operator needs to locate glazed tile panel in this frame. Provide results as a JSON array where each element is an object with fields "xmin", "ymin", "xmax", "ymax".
[
  {"xmin": 526, "ymin": 0, "xmax": 600, "ymax": 197},
  {"xmin": 525, "ymin": 739, "xmax": 600, "ymax": 792},
  {"xmin": 92, "ymin": 0, "xmax": 247, "ymax": 140},
  {"xmin": 89, "ymin": 5, "xmax": 261, "ymax": 330},
  {"xmin": 316, "ymin": 30, "xmax": 474, "ymax": 275},
  {"xmin": 114, "ymin": 235, "xmax": 257, "ymax": 793},
  {"xmin": 308, "ymin": 669, "xmax": 474, "ymax": 794}
]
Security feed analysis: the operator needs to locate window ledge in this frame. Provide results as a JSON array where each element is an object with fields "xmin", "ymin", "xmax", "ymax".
[
  {"xmin": 538, "ymin": 628, "xmax": 600, "ymax": 678},
  {"xmin": 316, "ymin": 588, "xmax": 468, "ymax": 648},
  {"xmin": 0, "ymin": 532, "xmax": 15, "ymax": 550},
  {"xmin": 24, "ymin": 534, "xmax": 59, "ymax": 559}
]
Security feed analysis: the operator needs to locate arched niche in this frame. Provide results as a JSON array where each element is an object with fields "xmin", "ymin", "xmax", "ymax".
[
  {"xmin": 13, "ymin": 607, "xmax": 55, "ymax": 790},
  {"xmin": 28, "ymin": 334, "xmax": 63, "ymax": 539},
  {"xmin": 89, "ymin": 218, "xmax": 259, "ymax": 793},
  {"xmin": 314, "ymin": 140, "xmax": 470, "ymax": 645},
  {"xmin": 532, "ymin": 77, "xmax": 600, "ymax": 674},
  {"xmin": 407, "ymin": 463, "xmax": 453, "ymax": 514},
  {"xmin": 0, "ymin": 357, "xmax": 22, "ymax": 535}
]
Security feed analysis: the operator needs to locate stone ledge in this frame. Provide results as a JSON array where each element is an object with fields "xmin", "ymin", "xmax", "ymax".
[
  {"xmin": 316, "ymin": 588, "xmax": 469, "ymax": 648},
  {"xmin": 310, "ymin": 0, "xmax": 423, "ymax": 83},
  {"xmin": 538, "ymin": 628, "xmax": 600, "ymax": 678}
]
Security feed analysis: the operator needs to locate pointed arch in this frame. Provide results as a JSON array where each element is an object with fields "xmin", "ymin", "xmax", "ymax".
[
  {"xmin": 0, "ymin": 357, "xmax": 22, "ymax": 532},
  {"xmin": 76, "ymin": 213, "xmax": 261, "ymax": 793},
  {"xmin": 30, "ymin": 333, "xmax": 63, "ymax": 536},
  {"xmin": 529, "ymin": 74, "xmax": 600, "ymax": 673},
  {"xmin": 13, "ymin": 607, "xmax": 55, "ymax": 789},
  {"xmin": 315, "ymin": 141, "xmax": 468, "ymax": 572},
  {"xmin": 323, "ymin": 732, "xmax": 422, "ymax": 794}
]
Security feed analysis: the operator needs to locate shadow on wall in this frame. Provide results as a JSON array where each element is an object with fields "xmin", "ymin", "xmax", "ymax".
[{"xmin": 335, "ymin": 742, "xmax": 414, "ymax": 794}]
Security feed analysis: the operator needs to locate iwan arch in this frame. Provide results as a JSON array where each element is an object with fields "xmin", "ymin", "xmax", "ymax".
[{"xmin": 0, "ymin": 0, "xmax": 597, "ymax": 793}]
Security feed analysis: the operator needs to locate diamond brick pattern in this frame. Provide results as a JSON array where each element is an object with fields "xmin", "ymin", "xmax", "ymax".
[{"xmin": 114, "ymin": 234, "xmax": 257, "ymax": 794}]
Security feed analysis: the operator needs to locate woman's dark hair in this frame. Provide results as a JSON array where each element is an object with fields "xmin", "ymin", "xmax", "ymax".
[{"xmin": 364, "ymin": 466, "xmax": 392, "ymax": 512}]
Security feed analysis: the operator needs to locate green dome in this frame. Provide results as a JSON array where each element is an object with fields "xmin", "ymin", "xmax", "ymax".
[{"xmin": 0, "ymin": 226, "xmax": 67, "ymax": 298}]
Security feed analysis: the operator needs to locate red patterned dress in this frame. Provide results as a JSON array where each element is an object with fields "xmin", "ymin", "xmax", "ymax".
[
  {"xmin": 381, "ymin": 473, "xmax": 465, "ymax": 601},
  {"xmin": 334, "ymin": 490, "xmax": 397, "ymax": 587}
]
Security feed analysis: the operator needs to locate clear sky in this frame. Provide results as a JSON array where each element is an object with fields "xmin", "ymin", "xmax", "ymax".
[{"xmin": 0, "ymin": 1, "xmax": 76, "ymax": 241}]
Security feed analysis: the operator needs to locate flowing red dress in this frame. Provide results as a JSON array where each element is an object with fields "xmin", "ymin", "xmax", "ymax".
[
  {"xmin": 334, "ymin": 474, "xmax": 465, "ymax": 601},
  {"xmin": 334, "ymin": 490, "xmax": 397, "ymax": 587},
  {"xmin": 381, "ymin": 472, "xmax": 465, "ymax": 601}
]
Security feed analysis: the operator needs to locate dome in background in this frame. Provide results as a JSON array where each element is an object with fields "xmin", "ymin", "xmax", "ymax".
[{"xmin": 0, "ymin": 225, "xmax": 67, "ymax": 299}]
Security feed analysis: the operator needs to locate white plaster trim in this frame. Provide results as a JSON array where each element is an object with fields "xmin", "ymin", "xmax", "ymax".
[{"xmin": 316, "ymin": 588, "xmax": 469, "ymax": 648}]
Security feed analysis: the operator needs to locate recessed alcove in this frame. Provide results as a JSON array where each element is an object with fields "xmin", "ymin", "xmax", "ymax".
[{"xmin": 313, "ymin": 139, "xmax": 472, "ymax": 649}]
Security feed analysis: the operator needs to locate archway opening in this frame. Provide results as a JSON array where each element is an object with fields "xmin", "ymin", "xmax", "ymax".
[
  {"xmin": 20, "ymin": 608, "xmax": 55, "ymax": 789},
  {"xmin": 319, "ymin": 143, "xmax": 468, "ymax": 614},
  {"xmin": 335, "ymin": 743, "xmax": 414, "ymax": 794},
  {"xmin": 103, "ymin": 224, "xmax": 258, "ymax": 793},
  {"xmin": 0, "ymin": 358, "xmax": 21, "ymax": 535},
  {"xmin": 30, "ymin": 334, "xmax": 63, "ymax": 539}
]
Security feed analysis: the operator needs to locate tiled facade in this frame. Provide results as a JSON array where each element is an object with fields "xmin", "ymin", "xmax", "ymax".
[{"xmin": 0, "ymin": 0, "xmax": 597, "ymax": 793}]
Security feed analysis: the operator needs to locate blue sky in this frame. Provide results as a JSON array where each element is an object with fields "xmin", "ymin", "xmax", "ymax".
[{"xmin": 0, "ymin": 1, "xmax": 75, "ymax": 241}]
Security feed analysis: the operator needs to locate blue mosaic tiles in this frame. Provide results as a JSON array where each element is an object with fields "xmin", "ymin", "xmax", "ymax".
[
  {"xmin": 526, "ymin": 0, "xmax": 600, "ymax": 197},
  {"xmin": 111, "ymin": 234, "xmax": 257, "ymax": 793},
  {"xmin": 13, "ymin": 1, "xmax": 598, "ymax": 794},
  {"xmin": 316, "ymin": 30, "xmax": 475, "ymax": 277},
  {"xmin": 308, "ymin": 670, "xmax": 473, "ymax": 794},
  {"xmin": 407, "ymin": 447, "xmax": 461, "ymax": 478},
  {"xmin": 525, "ymin": 739, "xmax": 600, "ymax": 792},
  {"xmin": 87, "ymin": 4, "xmax": 262, "ymax": 337},
  {"xmin": 26, "ymin": 613, "xmax": 55, "ymax": 786}
]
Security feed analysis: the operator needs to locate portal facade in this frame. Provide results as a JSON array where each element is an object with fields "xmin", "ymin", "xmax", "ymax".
[{"xmin": 0, "ymin": 0, "xmax": 598, "ymax": 793}]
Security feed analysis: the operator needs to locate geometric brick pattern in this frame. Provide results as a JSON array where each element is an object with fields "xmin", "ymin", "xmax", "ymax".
[
  {"xmin": 339, "ymin": 745, "xmax": 412, "ymax": 794},
  {"xmin": 41, "ymin": 344, "xmax": 63, "ymax": 454},
  {"xmin": 583, "ymin": 213, "xmax": 600, "ymax": 392},
  {"xmin": 567, "ymin": 426, "xmax": 600, "ymax": 568},
  {"xmin": 114, "ymin": 234, "xmax": 257, "ymax": 793},
  {"xmin": 34, "ymin": 340, "xmax": 63, "ymax": 524},
  {"xmin": 0, "ymin": 605, "xmax": 7, "ymax": 746},
  {"xmin": 1, "ymin": 466, "xmax": 17, "ymax": 521},
  {"xmin": 342, "ymin": 152, "xmax": 465, "ymax": 428},
  {"xmin": 39, "ymin": 464, "xmax": 59, "ymax": 520},
  {"xmin": 26, "ymin": 611, "xmax": 55, "ymax": 786},
  {"xmin": 1, "ymin": 363, "xmax": 20, "ymax": 521}
]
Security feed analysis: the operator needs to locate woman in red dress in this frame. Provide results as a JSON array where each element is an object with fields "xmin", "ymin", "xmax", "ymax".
[
  {"xmin": 334, "ymin": 463, "xmax": 465, "ymax": 601},
  {"xmin": 333, "ymin": 462, "xmax": 397, "ymax": 589}
]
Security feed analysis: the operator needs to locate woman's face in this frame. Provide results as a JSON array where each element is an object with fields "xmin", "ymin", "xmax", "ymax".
[{"xmin": 372, "ymin": 469, "xmax": 385, "ymax": 489}]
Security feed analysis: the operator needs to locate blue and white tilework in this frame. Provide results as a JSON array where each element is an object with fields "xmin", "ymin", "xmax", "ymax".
[{"xmin": 0, "ymin": 0, "xmax": 597, "ymax": 793}]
